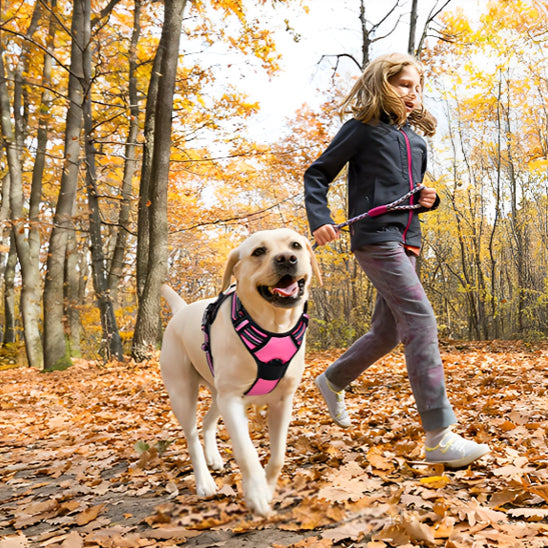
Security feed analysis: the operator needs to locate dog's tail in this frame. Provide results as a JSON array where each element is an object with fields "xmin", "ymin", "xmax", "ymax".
[{"xmin": 161, "ymin": 284, "xmax": 187, "ymax": 315}]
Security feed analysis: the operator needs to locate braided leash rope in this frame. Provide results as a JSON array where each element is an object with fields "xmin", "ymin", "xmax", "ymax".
[
  {"xmin": 312, "ymin": 184, "xmax": 425, "ymax": 249},
  {"xmin": 335, "ymin": 184, "xmax": 425, "ymax": 230}
]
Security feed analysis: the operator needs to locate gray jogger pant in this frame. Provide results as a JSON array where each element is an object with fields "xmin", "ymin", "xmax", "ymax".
[{"xmin": 325, "ymin": 242, "xmax": 457, "ymax": 431}]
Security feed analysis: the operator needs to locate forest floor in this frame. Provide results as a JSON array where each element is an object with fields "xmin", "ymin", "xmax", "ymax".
[{"xmin": 1, "ymin": 341, "xmax": 548, "ymax": 547}]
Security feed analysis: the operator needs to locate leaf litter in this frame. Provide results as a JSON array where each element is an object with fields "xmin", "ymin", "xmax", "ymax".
[{"xmin": 0, "ymin": 341, "xmax": 547, "ymax": 547}]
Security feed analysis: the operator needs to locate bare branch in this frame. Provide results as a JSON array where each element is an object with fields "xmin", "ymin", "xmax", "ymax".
[{"xmin": 416, "ymin": 0, "xmax": 454, "ymax": 55}]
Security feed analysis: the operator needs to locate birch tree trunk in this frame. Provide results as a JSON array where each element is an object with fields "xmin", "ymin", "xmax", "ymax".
[
  {"xmin": 132, "ymin": 0, "xmax": 188, "ymax": 360},
  {"xmin": 0, "ymin": 19, "xmax": 44, "ymax": 368},
  {"xmin": 3, "ymin": 233, "xmax": 17, "ymax": 345},
  {"xmin": 0, "ymin": 174, "xmax": 14, "ymax": 345}
]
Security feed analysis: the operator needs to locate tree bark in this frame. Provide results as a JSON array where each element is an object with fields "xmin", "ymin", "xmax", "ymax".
[
  {"xmin": 135, "ymin": 40, "xmax": 163, "ymax": 302},
  {"xmin": 65, "ymin": 230, "xmax": 82, "ymax": 356},
  {"xmin": 108, "ymin": 0, "xmax": 142, "ymax": 304},
  {"xmin": 80, "ymin": 0, "xmax": 123, "ymax": 360},
  {"xmin": 3, "ymin": 232, "xmax": 17, "ymax": 345},
  {"xmin": 408, "ymin": 0, "xmax": 418, "ymax": 55},
  {"xmin": 0, "ymin": 174, "xmax": 13, "ymax": 345},
  {"xmin": 43, "ymin": 0, "xmax": 86, "ymax": 370},
  {"xmin": 0, "ymin": 15, "xmax": 44, "ymax": 368},
  {"xmin": 132, "ymin": 0, "xmax": 188, "ymax": 360}
]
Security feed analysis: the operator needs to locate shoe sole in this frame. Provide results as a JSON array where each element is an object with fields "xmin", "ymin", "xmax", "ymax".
[{"xmin": 426, "ymin": 446, "xmax": 490, "ymax": 468}]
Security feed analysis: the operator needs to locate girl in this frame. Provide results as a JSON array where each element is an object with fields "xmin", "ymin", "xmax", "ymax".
[{"xmin": 304, "ymin": 52, "xmax": 489, "ymax": 468}]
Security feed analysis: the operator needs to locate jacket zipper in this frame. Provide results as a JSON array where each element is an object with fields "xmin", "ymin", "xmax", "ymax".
[{"xmin": 400, "ymin": 129, "xmax": 414, "ymax": 245}]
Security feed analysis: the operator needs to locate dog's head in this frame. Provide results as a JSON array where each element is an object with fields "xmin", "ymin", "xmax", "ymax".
[{"xmin": 220, "ymin": 228, "xmax": 322, "ymax": 309}]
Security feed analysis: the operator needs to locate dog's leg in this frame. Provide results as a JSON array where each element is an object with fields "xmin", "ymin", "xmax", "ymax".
[
  {"xmin": 161, "ymin": 352, "xmax": 217, "ymax": 497},
  {"xmin": 217, "ymin": 395, "xmax": 271, "ymax": 516},
  {"xmin": 202, "ymin": 396, "xmax": 223, "ymax": 470},
  {"xmin": 264, "ymin": 396, "xmax": 294, "ymax": 499}
]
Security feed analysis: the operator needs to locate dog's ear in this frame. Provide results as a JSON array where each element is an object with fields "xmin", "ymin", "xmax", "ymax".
[
  {"xmin": 221, "ymin": 247, "xmax": 240, "ymax": 291},
  {"xmin": 304, "ymin": 239, "xmax": 323, "ymax": 286}
]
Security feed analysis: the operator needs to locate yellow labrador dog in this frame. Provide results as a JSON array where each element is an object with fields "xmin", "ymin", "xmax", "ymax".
[{"xmin": 160, "ymin": 228, "xmax": 321, "ymax": 516}]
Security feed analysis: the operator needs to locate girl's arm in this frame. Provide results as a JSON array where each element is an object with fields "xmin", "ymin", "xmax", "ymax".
[{"xmin": 304, "ymin": 119, "xmax": 362, "ymax": 236}]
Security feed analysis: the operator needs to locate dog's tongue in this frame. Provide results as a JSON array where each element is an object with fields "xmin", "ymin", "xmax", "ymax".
[{"xmin": 271, "ymin": 280, "xmax": 299, "ymax": 297}]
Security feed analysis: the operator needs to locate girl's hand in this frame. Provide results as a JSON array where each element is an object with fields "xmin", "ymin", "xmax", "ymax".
[
  {"xmin": 418, "ymin": 186, "xmax": 437, "ymax": 209},
  {"xmin": 313, "ymin": 224, "xmax": 340, "ymax": 247}
]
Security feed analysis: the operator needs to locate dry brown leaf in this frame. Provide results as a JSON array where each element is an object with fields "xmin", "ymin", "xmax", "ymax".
[
  {"xmin": 13, "ymin": 499, "xmax": 60, "ymax": 529},
  {"xmin": 367, "ymin": 446, "xmax": 394, "ymax": 471},
  {"xmin": 528, "ymin": 484, "xmax": 548, "ymax": 503},
  {"xmin": 401, "ymin": 513, "xmax": 436, "ymax": 545},
  {"xmin": 0, "ymin": 535, "xmax": 28, "ymax": 548},
  {"xmin": 143, "ymin": 526, "xmax": 201, "ymax": 541},
  {"xmin": 452, "ymin": 500, "xmax": 508, "ymax": 527},
  {"xmin": 372, "ymin": 522, "xmax": 411, "ymax": 545},
  {"xmin": 487, "ymin": 488, "xmax": 522, "ymax": 508},
  {"xmin": 432, "ymin": 516, "xmax": 455, "ymax": 539},
  {"xmin": 506, "ymin": 508, "xmax": 548, "ymax": 521},
  {"xmin": 75, "ymin": 503, "xmax": 105, "ymax": 526},
  {"xmin": 419, "ymin": 475, "xmax": 451, "ymax": 489},
  {"xmin": 321, "ymin": 519, "xmax": 371, "ymax": 543},
  {"xmin": 60, "ymin": 531, "xmax": 84, "ymax": 548}
]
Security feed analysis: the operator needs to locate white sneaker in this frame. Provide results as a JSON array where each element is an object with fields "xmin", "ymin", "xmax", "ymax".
[
  {"xmin": 315, "ymin": 372, "xmax": 351, "ymax": 428},
  {"xmin": 425, "ymin": 431, "xmax": 489, "ymax": 468}
]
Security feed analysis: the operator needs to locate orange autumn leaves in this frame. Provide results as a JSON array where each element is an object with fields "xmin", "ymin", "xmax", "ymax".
[{"xmin": 1, "ymin": 342, "xmax": 548, "ymax": 547}]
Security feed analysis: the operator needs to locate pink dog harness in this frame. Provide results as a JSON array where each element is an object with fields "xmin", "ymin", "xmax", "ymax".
[{"xmin": 201, "ymin": 288, "xmax": 309, "ymax": 396}]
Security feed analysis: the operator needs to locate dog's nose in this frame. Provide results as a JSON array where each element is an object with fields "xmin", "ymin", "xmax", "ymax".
[{"xmin": 275, "ymin": 253, "xmax": 297, "ymax": 265}]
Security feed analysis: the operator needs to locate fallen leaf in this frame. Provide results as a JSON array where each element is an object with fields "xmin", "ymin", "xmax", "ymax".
[
  {"xmin": 419, "ymin": 475, "xmax": 451, "ymax": 489},
  {"xmin": 75, "ymin": 504, "xmax": 105, "ymax": 526},
  {"xmin": 506, "ymin": 508, "xmax": 548, "ymax": 521}
]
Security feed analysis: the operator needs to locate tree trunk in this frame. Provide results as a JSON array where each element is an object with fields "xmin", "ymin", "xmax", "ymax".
[
  {"xmin": 358, "ymin": 0, "xmax": 371, "ymax": 69},
  {"xmin": 80, "ymin": 0, "xmax": 123, "ymax": 360},
  {"xmin": 0, "ymin": 174, "xmax": 13, "ymax": 345},
  {"xmin": 65, "ymin": 231, "xmax": 82, "ymax": 356},
  {"xmin": 3, "ymin": 233, "xmax": 17, "ymax": 345},
  {"xmin": 43, "ymin": 0, "xmax": 86, "ymax": 370},
  {"xmin": 109, "ymin": 0, "xmax": 142, "ymax": 305},
  {"xmin": 0, "ymin": 26, "xmax": 43, "ymax": 368},
  {"xmin": 135, "ymin": 41, "xmax": 163, "ymax": 302},
  {"xmin": 132, "ymin": 0, "xmax": 188, "ymax": 360},
  {"xmin": 408, "ymin": 0, "xmax": 418, "ymax": 55}
]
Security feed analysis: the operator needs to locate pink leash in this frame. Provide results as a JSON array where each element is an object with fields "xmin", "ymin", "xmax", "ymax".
[{"xmin": 313, "ymin": 184, "xmax": 425, "ymax": 248}]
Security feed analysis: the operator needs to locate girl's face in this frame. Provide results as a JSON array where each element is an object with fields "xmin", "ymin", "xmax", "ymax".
[{"xmin": 388, "ymin": 65, "xmax": 422, "ymax": 117}]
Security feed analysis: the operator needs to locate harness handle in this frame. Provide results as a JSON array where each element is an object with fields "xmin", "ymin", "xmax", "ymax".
[{"xmin": 312, "ymin": 184, "xmax": 425, "ymax": 248}]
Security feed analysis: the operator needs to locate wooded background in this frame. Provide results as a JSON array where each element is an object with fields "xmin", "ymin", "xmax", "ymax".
[{"xmin": 1, "ymin": 0, "xmax": 547, "ymax": 370}]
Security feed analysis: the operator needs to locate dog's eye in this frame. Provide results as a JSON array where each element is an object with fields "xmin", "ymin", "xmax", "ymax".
[
  {"xmin": 291, "ymin": 241, "xmax": 302, "ymax": 250},
  {"xmin": 252, "ymin": 247, "xmax": 267, "ymax": 257}
]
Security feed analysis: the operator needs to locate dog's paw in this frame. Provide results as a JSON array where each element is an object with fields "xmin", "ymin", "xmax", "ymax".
[
  {"xmin": 195, "ymin": 474, "xmax": 217, "ymax": 498},
  {"xmin": 206, "ymin": 448, "xmax": 224, "ymax": 471},
  {"xmin": 243, "ymin": 476, "xmax": 273, "ymax": 517},
  {"xmin": 247, "ymin": 495, "xmax": 272, "ymax": 517}
]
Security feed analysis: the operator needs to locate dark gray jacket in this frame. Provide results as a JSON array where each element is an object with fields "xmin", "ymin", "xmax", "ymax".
[{"xmin": 304, "ymin": 117, "xmax": 437, "ymax": 251}]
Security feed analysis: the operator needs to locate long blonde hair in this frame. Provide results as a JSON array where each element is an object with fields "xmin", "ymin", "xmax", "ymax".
[{"xmin": 339, "ymin": 52, "xmax": 437, "ymax": 137}]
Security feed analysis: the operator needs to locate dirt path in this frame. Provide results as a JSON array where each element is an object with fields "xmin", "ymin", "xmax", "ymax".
[{"xmin": 1, "ymin": 344, "xmax": 548, "ymax": 547}]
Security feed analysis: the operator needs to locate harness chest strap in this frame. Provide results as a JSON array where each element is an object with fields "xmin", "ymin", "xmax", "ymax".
[{"xmin": 201, "ymin": 289, "xmax": 309, "ymax": 396}]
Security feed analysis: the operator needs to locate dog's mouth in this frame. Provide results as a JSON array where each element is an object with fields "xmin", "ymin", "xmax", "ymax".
[{"xmin": 258, "ymin": 276, "xmax": 306, "ymax": 307}]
